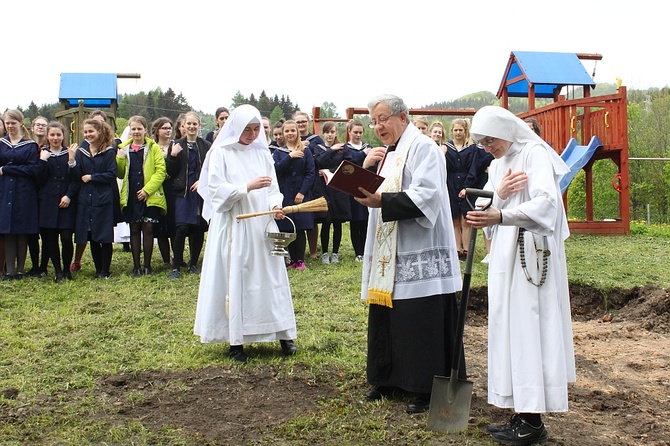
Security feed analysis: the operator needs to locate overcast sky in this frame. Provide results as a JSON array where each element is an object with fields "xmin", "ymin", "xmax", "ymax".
[{"xmin": 3, "ymin": 0, "xmax": 666, "ymax": 117}]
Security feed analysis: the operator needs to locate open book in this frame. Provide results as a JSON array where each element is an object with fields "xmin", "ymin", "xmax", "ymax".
[{"xmin": 320, "ymin": 160, "xmax": 385, "ymax": 198}]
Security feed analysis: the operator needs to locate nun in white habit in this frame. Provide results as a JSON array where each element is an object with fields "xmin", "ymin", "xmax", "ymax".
[
  {"xmin": 466, "ymin": 106, "xmax": 575, "ymax": 443},
  {"xmin": 194, "ymin": 104, "xmax": 297, "ymax": 363}
]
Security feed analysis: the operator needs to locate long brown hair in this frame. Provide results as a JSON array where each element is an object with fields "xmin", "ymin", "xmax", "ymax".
[{"xmin": 83, "ymin": 118, "xmax": 114, "ymax": 150}]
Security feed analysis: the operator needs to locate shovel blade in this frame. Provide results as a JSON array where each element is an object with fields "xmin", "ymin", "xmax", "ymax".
[{"xmin": 426, "ymin": 375, "xmax": 473, "ymax": 433}]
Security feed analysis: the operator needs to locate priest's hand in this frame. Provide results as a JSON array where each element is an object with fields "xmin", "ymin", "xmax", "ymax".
[
  {"xmin": 355, "ymin": 188, "xmax": 381, "ymax": 208},
  {"xmin": 363, "ymin": 146, "xmax": 386, "ymax": 169}
]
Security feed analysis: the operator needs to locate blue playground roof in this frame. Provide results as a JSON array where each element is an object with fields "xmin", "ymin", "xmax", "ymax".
[
  {"xmin": 497, "ymin": 51, "xmax": 596, "ymax": 98},
  {"xmin": 59, "ymin": 73, "xmax": 118, "ymax": 107}
]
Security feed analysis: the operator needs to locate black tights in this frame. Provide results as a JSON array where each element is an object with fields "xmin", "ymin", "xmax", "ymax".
[
  {"xmin": 320, "ymin": 218, "xmax": 342, "ymax": 254},
  {"xmin": 288, "ymin": 230, "xmax": 306, "ymax": 263},
  {"xmin": 28, "ymin": 233, "xmax": 48, "ymax": 272},
  {"xmin": 350, "ymin": 220, "xmax": 368, "ymax": 256},
  {"xmin": 171, "ymin": 224, "xmax": 204, "ymax": 270},
  {"xmin": 156, "ymin": 233, "xmax": 172, "ymax": 264},
  {"xmin": 41, "ymin": 228, "xmax": 74, "ymax": 274},
  {"xmin": 130, "ymin": 221, "xmax": 155, "ymax": 269},
  {"xmin": 89, "ymin": 240, "xmax": 112, "ymax": 275}
]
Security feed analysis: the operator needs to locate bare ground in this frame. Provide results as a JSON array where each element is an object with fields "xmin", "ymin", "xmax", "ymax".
[{"xmin": 3, "ymin": 285, "xmax": 670, "ymax": 445}]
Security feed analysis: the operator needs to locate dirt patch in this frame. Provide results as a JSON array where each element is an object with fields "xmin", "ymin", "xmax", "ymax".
[
  {"xmin": 96, "ymin": 364, "xmax": 337, "ymax": 445},
  {"xmin": 101, "ymin": 285, "xmax": 670, "ymax": 445},
  {"xmin": 5, "ymin": 285, "xmax": 670, "ymax": 445}
]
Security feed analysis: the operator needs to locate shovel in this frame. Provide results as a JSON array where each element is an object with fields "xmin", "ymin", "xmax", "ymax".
[{"xmin": 427, "ymin": 188, "xmax": 493, "ymax": 433}]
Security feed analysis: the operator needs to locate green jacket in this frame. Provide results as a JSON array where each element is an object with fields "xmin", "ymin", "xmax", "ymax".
[{"xmin": 117, "ymin": 137, "xmax": 167, "ymax": 214}]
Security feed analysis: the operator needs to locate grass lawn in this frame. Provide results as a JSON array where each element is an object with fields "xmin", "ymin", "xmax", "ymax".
[{"xmin": 1, "ymin": 222, "xmax": 669, "ymax": 444}]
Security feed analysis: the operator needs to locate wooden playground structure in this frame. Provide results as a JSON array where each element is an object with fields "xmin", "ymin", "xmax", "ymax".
[
  {"xmin": 55, "ymin": 73, "xmax": 140, "ymax": 144},
  {"xmin": 313, "ymin": 51, "xmax": 630, "ymax": 235}
]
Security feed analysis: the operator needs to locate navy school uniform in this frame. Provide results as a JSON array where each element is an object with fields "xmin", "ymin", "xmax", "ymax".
[
  {"xmin": 272, "ymin": 146, "xmax": 316, "ymax": 232},
  {"xmin": 36, "ymin": 147, "xmax": 78, "ymax": 230},
  {"xmin": 445, "ymin": 141, "xmax": 479, "ymax": 219},
  {"xmin": 166, "ymin": 138, "xmax": 210, "ymax": 229},
  {"xmin": 467, "ymin": 145, "xmax": 495, "ymax": 190},
  {"xmin": 301, "ymin": 133, "xmax": 324, "ymax": 155},
  {"xmin": 302, "ymin": 134, "xmax": 325, "ymax": 219},
  {"xmin": 70, "ymin": 146, "xmax": 118, "ymax": 244},
  {"xmin": 345, "ymin": 142, "xmax": 373, "ymax": 222},
  {"xmin": 173, "ymin": 142, "xmax": 204, "ymax": 226},
  {"xmin": 313, "ymin": 143, "xmax": 352, "ymax": 222},
  {"xmin": 0, "ymin": 137, "xmax": 40, "ymax": 235}
]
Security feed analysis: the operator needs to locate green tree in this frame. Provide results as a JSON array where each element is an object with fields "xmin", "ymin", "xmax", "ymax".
[
  {"xmin": 257, "ymin": 91, "xmax": 273, "ymax": 117},
  {"xmin": 25, "ymin": 102, "xmax": 40, "ymax": 121},
  {"xmin": 319, "ymin": 101, "xmax": 339, "ymax": 119},
  {"xmin": 231, "ymin": 91, "xmax": 247, "ymax": 108},
  {"xmin": 269, "ymin": 106, "xmax": 285, "ymax": 124}
]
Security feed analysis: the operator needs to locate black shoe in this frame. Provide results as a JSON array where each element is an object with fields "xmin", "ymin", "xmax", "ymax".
[
  {"xmin": 2, "ymin": 273, "xmax": 13, "ymax": 281},
  {"xmin": 14, "ymin": 272, "xmax": 24, "ymax": 281},
  {"xmin": 458, "ymin": 250, "xmax": 468, "ymax": 261},
  {"xmin": 406, "ymin": 395, "xmax": 430, "ymax": 414},
  {"xmin": 490, "ymin": 418, "xmax": 548, "ymax": 445},
  {"xmin": 187, "ymin": 264, "xmax": 200, "ymax": 274},
  {"xmin": 167, "ymin": 270, "xmax": 180, "ymax": 280},
  {"xmin": 280, "ymin": 340, "xmax": 297, "ymax": 356},
  {"xmin": 132, "ymin": 268, "xmax": 142, "ymax": 278},
  {"xmin": 101, "ymin": 272, "xmax": 112, "ymax": 280},
  {"xmin": 144, "ymin": 266, "xmax": 152, "ymax": 276},
  {"xmin": 487, "ymin": 414, "xmax": 522, "ymax": 434},
  {"xmin": 228, "ymin": 346, "xmax": 247, "ymax": 363},
  {"xmin": 64, "ymin": 271, "xmax": 73, "ymax": 280},
  {"xmin": 364, "ymin": 386, "xmax": 393, "ymax": 401},
  {"xmin": 27, "ymin": 268, "xmax": 46, "ymax": 278},
  {"xmin": 54, "ymin": 273, "xmax": 66, "ymax": 283}
]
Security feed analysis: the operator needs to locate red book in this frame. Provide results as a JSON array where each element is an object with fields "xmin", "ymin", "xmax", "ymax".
[{"xmin": 321, "ymin": 160, "xmax": 385, "ymax": 198}]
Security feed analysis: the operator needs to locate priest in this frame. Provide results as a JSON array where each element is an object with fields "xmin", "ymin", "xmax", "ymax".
[{"xmin": 356, "ymin": 94, "xmax": 463, "ymax": 414}]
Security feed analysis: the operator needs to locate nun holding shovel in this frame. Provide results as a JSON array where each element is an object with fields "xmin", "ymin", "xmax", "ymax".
[{"xmin": 466, "ymin": 106, "xmax": 575, "ymax": 445}]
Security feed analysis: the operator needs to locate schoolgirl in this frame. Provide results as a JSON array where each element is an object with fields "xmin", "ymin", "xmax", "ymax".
[
  {"xmin": 116, "ymin": 115, "xmax": 167, "ymax": 276},
  {"xmin": 36, "ymin": 121, "xmax": 78, "ymax": 282}
]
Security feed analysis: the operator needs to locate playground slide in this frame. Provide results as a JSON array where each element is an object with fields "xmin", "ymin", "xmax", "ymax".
[{"xmin": 558, "ymin": 135, "xmax": 602, "ymax": 194}]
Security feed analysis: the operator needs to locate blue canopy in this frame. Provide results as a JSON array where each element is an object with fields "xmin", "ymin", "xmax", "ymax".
[
  {"xmin": 497, "ymin": 51, "xmax": 596, "ymax": 98},
  {"xmin": 59, "ymin": 73, "xmax": 118, "ymax": 107}
]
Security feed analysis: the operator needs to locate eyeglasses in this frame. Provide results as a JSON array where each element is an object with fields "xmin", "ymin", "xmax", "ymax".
[
  {"xmin": 369, "ymin": 115, "xmax": 394, "ymax": 128},
  {"xmin": 479, "ymin": 138, "xmax": 496, "ymax": 147},
  {"xmin": 295, "ymin": 120, "xmax": 308, "ymax": 125},
  {"xmin": 160, "ymin": 126, "xmax": 172, "ymax": 131},
  {"xmin": 34, "ymin": 123, "xmax": 47, "ymax": 128}
]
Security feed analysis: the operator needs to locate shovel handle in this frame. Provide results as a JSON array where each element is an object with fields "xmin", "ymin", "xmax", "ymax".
[
  {"xmin": 464, "ymin": 188, "xmax": 493, "ymax": 199},
  {"xmin": 465, "ymin": 188, "xmax": 494, "ymax": 212},
  {"xmin": 451, "ymin": 189, "xmax": 492, "ymax": 378}
]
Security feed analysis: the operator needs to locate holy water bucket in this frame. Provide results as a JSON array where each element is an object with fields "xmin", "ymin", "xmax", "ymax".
[{"xmin": 265, "ymin": 216, "xmax": 296, "ymax": 257}]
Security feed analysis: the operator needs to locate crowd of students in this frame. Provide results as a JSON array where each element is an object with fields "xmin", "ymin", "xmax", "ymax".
[
  {"xmin": 0, "ymin": 108, "xmax": 212, "ymax": 281},
  {"xmin": 0, "ymin": 107, "xmax": 492, "ymax": 281}
]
